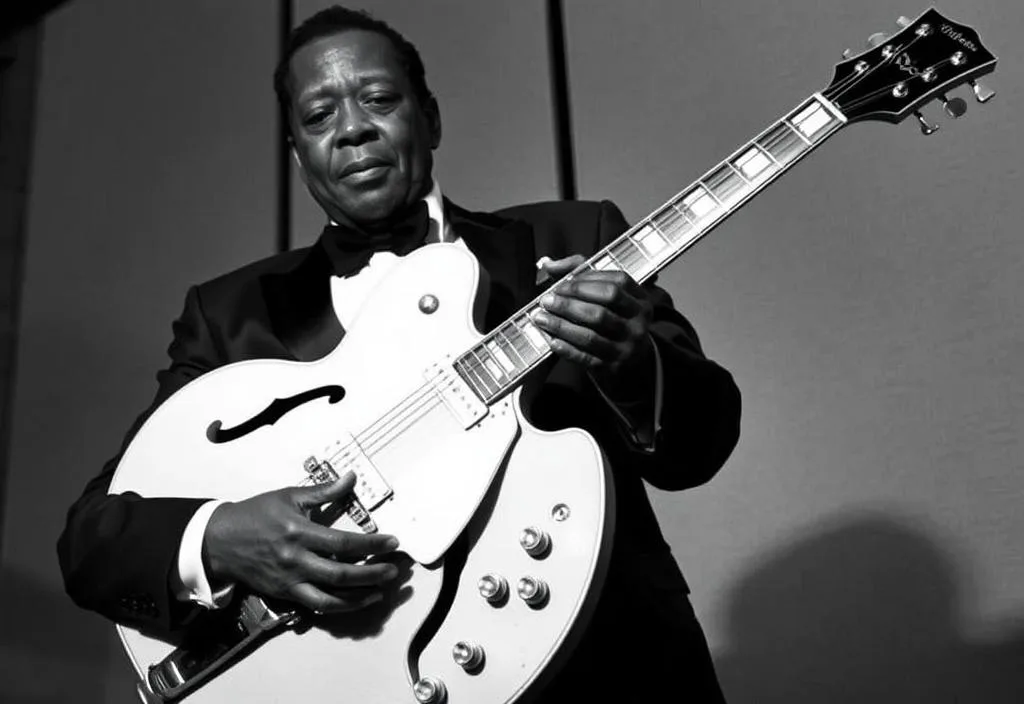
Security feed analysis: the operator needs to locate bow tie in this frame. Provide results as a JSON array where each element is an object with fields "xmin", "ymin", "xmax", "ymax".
[{"xmin": 320, "ymin": 201, "xmax": 431, "ymax": 278}]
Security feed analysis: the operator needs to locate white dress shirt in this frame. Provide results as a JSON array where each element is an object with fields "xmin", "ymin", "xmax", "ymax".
[{"xmin": 174, "ymin": 183, "xmax": 661, "ymax": 608}]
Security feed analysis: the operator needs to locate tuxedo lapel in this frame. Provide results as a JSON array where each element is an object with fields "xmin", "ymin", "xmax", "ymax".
[
  {"xmin": 446, "ymin": 199, "xmax": 538, "ymax": 332},
  {"xmin": 259, "ymin": 239, "xmax": 344, "ymax": 362}
]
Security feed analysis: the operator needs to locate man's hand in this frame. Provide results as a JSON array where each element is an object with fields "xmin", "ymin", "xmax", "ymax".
[
  {"xmin": 202, "ymin": 472, "xmax": 400, "ymax": 614},
  {"xmin": 532, "ymin": 255, "xmax": 655, "ymax": 394}
]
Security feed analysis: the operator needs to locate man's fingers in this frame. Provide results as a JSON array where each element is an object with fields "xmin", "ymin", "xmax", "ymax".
[
  {"xmin": 288, "ymin": 582, "xmax": 385, "ymax": 614},
  {"xmin": 538, "ymin": 254, "xmax": 586, "ymax": 280},
  {"xmin": 301, "ymin": 523, "xmax": 400, "ymax": 558},
  {"xmin": 293, "ymin": 472, "xmax": 356, "ymax": 510},
  {"xmin": 537, "ymin": 295, "xmax": 631, "ymax": 341},
  {"xmin": 303, "ymin": 554, "xmax": 400, "ymax": 588}
]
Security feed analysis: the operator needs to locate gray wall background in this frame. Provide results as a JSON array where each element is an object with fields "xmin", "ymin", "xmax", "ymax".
[{"xmin": 2, "ymin": 1, "xmax": 1021, "ymax": 702}]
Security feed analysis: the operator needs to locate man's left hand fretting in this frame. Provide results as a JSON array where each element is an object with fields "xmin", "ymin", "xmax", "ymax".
[{"xmin": 531, "ymin": 255, "xmax": 655, "ymax": 386}]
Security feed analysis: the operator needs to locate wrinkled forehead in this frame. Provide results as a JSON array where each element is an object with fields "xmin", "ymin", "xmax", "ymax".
[{"xmin": 288, "ymin": 29, "xmax": 409, "ymax": 105}]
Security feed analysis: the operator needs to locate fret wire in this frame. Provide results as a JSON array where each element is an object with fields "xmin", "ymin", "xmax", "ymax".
[
  {"xmin": 485, "ymin": 334, "xmax": 520, "ymax": 378},
  {"xmin": 515, "ymin": 315, "xmax": 551, "ymax": 358},
  {"xmin": 512, "ymin": 316, "xmax": 539, "ymax": 355},
  {"xmin": 699, "ymin": 181, "xmax": 724, "ymax": 205},
  {"xmin": 754, "ymin": 141, "xmax": 783, "ymax": 168},
  {"xmin": 652, "ymin": 206, "xmax": 690, "ymax": 243},
  {"xmin": 671, "ymin": 202, "xmax": 697, "ymax": 228},
  {"xmin": 612, "ymin": 236, "xmax": 649, "ymax": 273},
  {"xmin": 628, "ymin": 231, "xmax": 654, "ymax": 260},
  {"xmin": 455, "ymin": 355, "xmax": 488, "ymax": 400},
  {"xmin": 475, "ymin": 346, "xmax": 507, "ymax": 386},
  {"xmin": 510, "ymin": 317, "xmax": 541, "ymax": 360},
  {"xmin": 468, "ymin": 348, "xmax": 501, "ymax": 397},
  {"xmin": 782, "ymin": 118, "xmax": 812, "ymax": 146},
  {"xmin": 604, "ymin": 248, "xmax": 626, "ymax": 271},
  {"xmin": 492, "ymin": 330, "xmax": 527, "ymax": 377},
  {"xmin": 496, "ymin": 327, "xmax": 528, "ymax": 367},
  {"xmin": 726, "ymin": 161, "xmax": 751, "ymax": 184}
]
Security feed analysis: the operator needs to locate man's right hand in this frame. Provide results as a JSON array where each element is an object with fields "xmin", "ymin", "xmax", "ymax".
[{"xmin": 202, "ymin": 472, "xmax": 400, "ymax": 613}]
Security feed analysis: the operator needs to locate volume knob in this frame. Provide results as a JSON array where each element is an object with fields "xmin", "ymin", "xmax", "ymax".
[
  {"xmin": 519, "ymin": 526, "xmax": 551, "ymax": 557},
  {"xmin": 452, "ymin": 641, "xmax": 485, "ymax": 670},
  {"xmin": 478, "ymin": 574, "xmax": 509, "ymax": 604},
  {"xmin": 413, "ymin": 677, "xmax": 447, "ymax": 704},
  {"xmin": 517, "ymin": 576, "xmax": 550, "ymax": 607}
]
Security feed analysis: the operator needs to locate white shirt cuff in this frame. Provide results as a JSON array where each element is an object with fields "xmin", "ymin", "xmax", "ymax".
[
  {"xmin": 174, "ymin": 499, "xmax": 236, "ymax": 609},
  {"xmin": 592, "ymin": 333, "xmax": 664, "ymax": 452}
]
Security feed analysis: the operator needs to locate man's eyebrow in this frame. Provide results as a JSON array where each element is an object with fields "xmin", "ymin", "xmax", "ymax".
[{"xmin": 297, "ymin": 74, "xmax": 397, "ymax": 104}]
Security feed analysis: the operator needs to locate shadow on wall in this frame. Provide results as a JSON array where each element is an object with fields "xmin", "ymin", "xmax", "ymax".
[
  {"xmin": 0, "ymin": 566, "xmax": 121, "ymax": 704},
  {"xmin": 714, "ymin": 514, "xmax": 1024, "ymax": 703}
]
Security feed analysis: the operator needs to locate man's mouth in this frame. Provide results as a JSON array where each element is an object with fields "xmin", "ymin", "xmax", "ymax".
[{"xmin": 338, "ymin": 158, "xmax": 389, "ymax": 180}]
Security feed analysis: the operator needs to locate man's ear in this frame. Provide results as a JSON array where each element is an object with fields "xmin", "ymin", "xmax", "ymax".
[
  {"xmin": 425, "ymin": 97, "xmax": 442, "ymax": 150},
  {"xmin": 290, "ymin": 144, "xmax": 307, "ymax": 185}
]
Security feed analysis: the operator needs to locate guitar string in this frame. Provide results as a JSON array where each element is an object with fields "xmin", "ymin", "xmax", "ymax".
[
  {"xmin": 824, "ymin": 34, "xmax": 943, "ymax": 112},
  {"xmin": 834, "ymin": 57, "xmax": 957, "ymax": 114},
  {"xmin": 296, "ymin": 37, "xmax": 928, "ymax": 490},
  {"xmin": 823, "ymin": 34, "xmax": 919, "ymax": 102}
]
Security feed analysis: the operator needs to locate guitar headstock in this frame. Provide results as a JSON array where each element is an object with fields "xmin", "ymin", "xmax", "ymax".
[{"xmin": 825, "ymin": 8, "xmax": 996, "ymax": 132}]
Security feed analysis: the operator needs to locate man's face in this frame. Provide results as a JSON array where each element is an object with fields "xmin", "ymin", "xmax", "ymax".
[{"xmin": 287, "ymin": 29, "xmax": 440, "ymax": 230}]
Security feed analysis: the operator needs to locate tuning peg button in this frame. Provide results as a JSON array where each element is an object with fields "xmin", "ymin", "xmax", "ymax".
[
  {"xmin": 969, "ymin": 80, "xmax": 996, "ymax": 103},
  {"xmin": 842, "ymin": 48, "xmax": 853, "ymax": 60},
  {"xmin": 866, "ymin": 32, "xmax": 888, "ymax": 48},
  {"xmin": 896, "ymin": 16, "xmax": 912, "ymax": 28},
  {"xmin": 914, "ymin": 111, "xmax": 940, "ymax": 136},
  {"xmin": 941, "ymin": 94, "xmax": 968, "ymax": 119}
]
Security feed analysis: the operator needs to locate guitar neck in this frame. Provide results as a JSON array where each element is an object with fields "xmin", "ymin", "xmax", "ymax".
[{"xmin": 455, "ymin": 93, "xmax": 847, "ymax": 404}]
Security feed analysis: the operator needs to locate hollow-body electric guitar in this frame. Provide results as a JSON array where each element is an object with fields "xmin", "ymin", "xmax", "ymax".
[{"xmin": 112, "ymin": 9, "xmax": 995, "ymax": 703}]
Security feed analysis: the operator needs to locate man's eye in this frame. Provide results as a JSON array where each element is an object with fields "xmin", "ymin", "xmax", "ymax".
[
  {"xmin": 365, "ymin": 94, "xmax": 398, "ymax": 108},
  {"xmin": 304, "ymin": 110, "xmax": 331, "ymax": 126}
]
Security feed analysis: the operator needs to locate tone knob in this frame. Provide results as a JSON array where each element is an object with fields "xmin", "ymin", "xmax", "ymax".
[
  {"xmin": 517, "ymin": 576, "xmax": 549, "ymax": 607},
  {"xmin": 413, "ymin": 676, "xmax": 447, "ymax": 704},
  {"xmin": 478, "ymin": 574, "xmax": 509, "ymax": 604},
  {"xmin": 519, "ymin": 526, "xmax": 551, "ymax": 557},
  {"xmin": 452, "ymin": 641, "xmax": 485, "ymax": 670}
]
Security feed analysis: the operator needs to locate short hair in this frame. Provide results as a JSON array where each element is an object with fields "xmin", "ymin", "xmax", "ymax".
[{"xmin": 273, "ymin": 6, "xmax": 434, "ymax": 134}]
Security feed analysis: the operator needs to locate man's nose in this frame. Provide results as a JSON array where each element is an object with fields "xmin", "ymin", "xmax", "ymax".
[{"xmin": 335, "ymin": 102, "xmax": 376, "ymax": 146}]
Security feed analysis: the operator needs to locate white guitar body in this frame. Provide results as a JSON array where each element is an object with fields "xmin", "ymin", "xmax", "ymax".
[{"xmin": 109, "ymin": 244, "xmax": 615, "ymax": 703}]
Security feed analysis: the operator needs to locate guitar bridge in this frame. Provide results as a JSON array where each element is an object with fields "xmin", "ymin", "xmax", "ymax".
[{"xmin": 302, "ymin": 444, "xmax": 389, "ymax": 533}]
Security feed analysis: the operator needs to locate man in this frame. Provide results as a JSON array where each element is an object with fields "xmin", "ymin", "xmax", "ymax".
[{"xmin": 59, "ymin": 6, "xmax": 741, "ymax": 701}]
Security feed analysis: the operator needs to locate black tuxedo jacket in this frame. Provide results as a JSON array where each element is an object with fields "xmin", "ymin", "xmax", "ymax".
[{"xmin": 58, "ymin": 199, "xmax": 739, "ymax": 696}]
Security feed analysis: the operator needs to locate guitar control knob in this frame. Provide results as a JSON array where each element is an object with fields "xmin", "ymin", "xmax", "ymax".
[
  {"xmin": 413, "ymin": 677, "xmax": 447, "ymax": 704},
  {"xmin": 478, "ymin": 574, "xmax": 509, "ymax": 604},
  {"xmin": 452, "ymin": 641, "xmax": 485, "ymax": 670},
  {"xmin": 517, "ymin": 576, "xmax": 549, "ymax": 607},
  {"xmin": 519, "ymin": 526, "xmax": 551, "ymax": 558}
]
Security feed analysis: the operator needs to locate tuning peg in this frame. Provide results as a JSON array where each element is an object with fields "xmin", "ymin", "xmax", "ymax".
[
  {"xmin": 914, "ymin": 111, "xmax": 940, "ymax": 136},
  {"xmin": 866, "ymin": 32, "xmax": 889, "ymax": 48},
  {"xmin": 896, "ymin": 16, "xmax": 912, "ymax": 29},
  {"xmin": 940, "ymin": 94, "xmax": 968, "ymax": 119},
  {"xmin": 842, "ymin": 48, "xmax": 854, "ymax": 59},
  {"xmin": 969, "ymin": 79, "xmax": 996, "ymax": 103}
]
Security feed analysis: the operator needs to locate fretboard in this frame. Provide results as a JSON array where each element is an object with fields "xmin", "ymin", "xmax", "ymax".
[{"xmin": 455, "ymin": 93, "xmax": 847, "ymax": 404}]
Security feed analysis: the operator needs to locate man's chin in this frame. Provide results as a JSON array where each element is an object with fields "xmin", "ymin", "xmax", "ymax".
[{"xmin": 325, "ymin": 192, "xmax": 414, "ymax": 231}]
